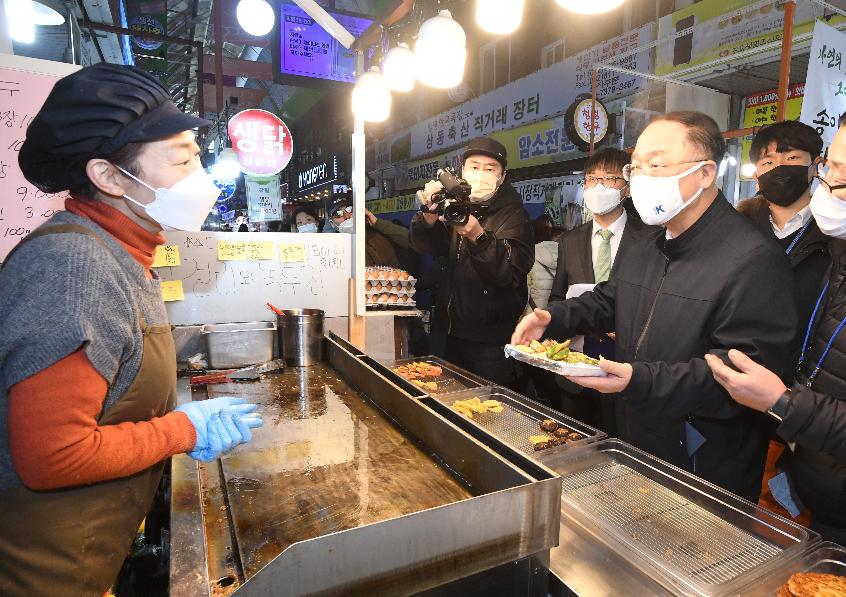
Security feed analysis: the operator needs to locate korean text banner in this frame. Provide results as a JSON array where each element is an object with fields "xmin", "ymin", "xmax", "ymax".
[
  {"xmin": 656, "ymin": 0, "xmax": 842, "ymax": 76},
  {"xmin": 801, "ymin": 21, "xmax": 846, "ymax": 154},
  {"xmin": 407, "ymin": 24, "xmax": 653, "ymax": 160}
]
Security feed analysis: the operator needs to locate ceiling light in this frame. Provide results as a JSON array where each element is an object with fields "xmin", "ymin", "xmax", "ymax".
[
  {"xmin": 212, "ymin": 147, "xmax": 242, "ymax": 181},
  {"xmin": 382, "ymin": 43, "xmax": 415, "ymax": 92},
  {"xmin": 740, "ymin": 163, "xmax": 756, "ymax": 178},
  {"xmin": 415, "ymin": 10, "xmax": 466, "ymax": 89},
  {"xmin": 476, "ymin": 0, "xmax": 524, "ymax": 34},
  {"xmin": 33, "ymin": 1, "xmax": 64, "ymax": 25},
  {"xmin": 236, "ymin": 0, "xmax": 274, "ymax": 37},
  {"xmin": 6, "ymin": 0, "xmax": 35, "ymax": 43},
  {"xmin": 352, "ymin": 67, "xmax": 392, "ymax": 122},
  {"xmin": 556, "ymin": 0, "xmax": 626, "ymax": 14}
]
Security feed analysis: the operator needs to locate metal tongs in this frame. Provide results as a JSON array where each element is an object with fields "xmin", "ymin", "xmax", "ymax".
[{"xmin": 190, "ymin": 358, "xmax": 285, "ymax": 385}]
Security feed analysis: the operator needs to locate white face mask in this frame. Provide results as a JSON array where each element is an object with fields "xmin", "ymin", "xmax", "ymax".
[
  {"xmin": 463, "ymin": 169, "xmax": 501, "ymax": 202},
  {"xmin": 583, "ymin": 183, "xmax": 623, "ymax": 215},
  {"xmin": 810, "ymin": 182, "xmax": 846, "ymax": 239},
  {"xmin": 337, "ymin": 218, "xmax": 354, "ymax": 233},
  {"xmin": 630, "ymin": 162, "xmax": 707, "ymax": 226},
  {"xmin": 297, "ymin": 222, "xmax": 318, "ymax": 233},
  {"xmin": 118, "ymin": 166, "xmax": 220, "ymax": 232}
]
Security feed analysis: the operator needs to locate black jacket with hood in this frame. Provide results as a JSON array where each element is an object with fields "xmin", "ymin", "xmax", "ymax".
[
  {"xmin": 779, "ymin": 238, "xmax": 846, "ymax": 527},
  {"xmin": 411, "ymin": 180, "xmax": 534, "ymax": 345},
  {"xmin": 545, "ymin": 194, "xmax": 797, "ymax": 500}
]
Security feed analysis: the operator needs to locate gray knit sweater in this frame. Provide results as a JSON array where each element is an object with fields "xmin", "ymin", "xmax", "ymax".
[{"xmin": 0, "ymin": 210, "xmax": 169, "ymax": 490}]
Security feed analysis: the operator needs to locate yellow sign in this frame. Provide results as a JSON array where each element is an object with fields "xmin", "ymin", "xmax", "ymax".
[
  {"xmin": 161, "ymin": 280, "xmax": 184, "ymax": 302},
  {"xmin": 245, "ymin": 240, "xmax": 275, "ymax": 260},
  {"xmin": 740, "ymin": 83, "xmax": 805, "ymax": 180},
  {"xmin": 366, "ymin": 194, "xmax": 417, "ymax": 215},
  {"xmin": 279, "ymin": 242, "xmax": 306, "ymax": 263},
  {"xmin": 218, "ymin": 240, "xmax": 246, "ymax": 261},
  {"xmin": 152, "ymin": 245, "xmax": 180, "ymax": 268}
]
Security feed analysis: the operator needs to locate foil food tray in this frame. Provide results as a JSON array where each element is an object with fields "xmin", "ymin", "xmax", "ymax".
[
  {"xmin": 543, "ymin": 439, "xmax": 818, "ymax": 597},
  {"xmin": 434, "ymin": 386, "xmax": 604, "ymax": 460},
  {"xmin": 504, "ymin": 344, "xmax": 606, "ymax": 377}
]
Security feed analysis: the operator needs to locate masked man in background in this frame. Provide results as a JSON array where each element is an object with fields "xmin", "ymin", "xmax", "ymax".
[{"xmin": 412, "ymin": 137, "xmax": 534, "ymax": 388}]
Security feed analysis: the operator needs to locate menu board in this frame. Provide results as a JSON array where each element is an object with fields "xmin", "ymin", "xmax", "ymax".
[
  {"xmin": 0, "ymin": 56, "xmax": 80, "ymax": 263},
  {"xmin": 278, "ymin": 3, "xmax": 372, "ymax": 83}
]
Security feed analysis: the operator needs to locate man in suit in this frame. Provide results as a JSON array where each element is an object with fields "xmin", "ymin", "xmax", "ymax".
[{"xmin": 545, "ymin": 148, "xmax": 655, "ymax": 431}]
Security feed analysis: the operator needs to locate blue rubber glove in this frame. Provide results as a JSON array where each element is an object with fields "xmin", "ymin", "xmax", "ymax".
[{"xmin": 176, "ymin": 397, "xmax": 262, "ymax": 461}]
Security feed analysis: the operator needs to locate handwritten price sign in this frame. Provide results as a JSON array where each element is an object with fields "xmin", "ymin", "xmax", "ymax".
[
  {"xmin": 152, "ymin": 245, "xmax": 180, "ymax": 267},
  {"xmin": 160, "ymin": 280, "xmax": 184, "ymax": 302}
]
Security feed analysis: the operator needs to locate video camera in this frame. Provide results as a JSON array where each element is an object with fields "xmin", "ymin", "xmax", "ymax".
[{"xmin": 423, "ymin": 167, "xmax": 476, "ymax": 226}]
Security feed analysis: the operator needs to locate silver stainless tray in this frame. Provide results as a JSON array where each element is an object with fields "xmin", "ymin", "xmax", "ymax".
[
  {"xmin": 435, "ymin": 386, "xmax": 604, "ymax": 460},
  {"xmin": 543, "ymin": 439, "xmax": 819, "ymax": 597}
]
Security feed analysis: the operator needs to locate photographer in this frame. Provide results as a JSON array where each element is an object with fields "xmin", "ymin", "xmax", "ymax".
[{"xmin": 411, "ymin": 137, "xmax": 534, "ymax": 387}]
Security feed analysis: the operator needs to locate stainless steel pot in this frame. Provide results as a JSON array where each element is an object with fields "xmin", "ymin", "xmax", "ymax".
[{"xmin": 277, "ymin": 309, "xmax": 324, "ymax": 366}]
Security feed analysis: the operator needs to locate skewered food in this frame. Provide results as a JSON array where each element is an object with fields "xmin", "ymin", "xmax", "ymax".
[{"xmin": 451, "ymin": 397, "xmax": 503, "ymax": 419}]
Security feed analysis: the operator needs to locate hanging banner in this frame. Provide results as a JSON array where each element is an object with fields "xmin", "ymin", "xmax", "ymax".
[
  {"xmin": 407, "ymin": 24, "xmax": 654, "ymax": 159},
  {"xmin": 245, "ymin": 175, "xmax": 282, "ymax": 221},
  {"xmin": 656, "ymin": 0, "xmax": 843, "ymax": 76},
  {"xmin": 739, "ymin": 83, "xmax": 805, "ymax": 180},
  {"xmin": 228, "ymin": 109, "xmax": 294, "ymax": 176},
  {"xmin": 366, "ymin": 193, "xmax": 417, "ymax": 215},
  {"xmin": 128, "ymin": 0, "xmax": 168, "ymax": 83},
  {"xmin": 801, "ymin": 21, "xmax": 846, "ymax": 155}
]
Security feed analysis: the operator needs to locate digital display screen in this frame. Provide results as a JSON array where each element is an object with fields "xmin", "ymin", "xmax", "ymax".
[{"xmin": 278, "ymin": 3, "xmax": 373, "ymax": 83}]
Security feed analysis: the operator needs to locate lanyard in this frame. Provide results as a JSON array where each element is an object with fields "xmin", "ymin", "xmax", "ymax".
[
  {"xmin": 796, "ymin": 279, "xmax": 846, "ymax": 386},
  {"xmin": 784, "ymin": 218, "xmax": 814, "ymax": 255}
]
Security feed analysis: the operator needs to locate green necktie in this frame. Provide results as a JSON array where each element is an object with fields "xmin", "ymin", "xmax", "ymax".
[{"xmin": 594, "ymin": 228, "xmax": 613, "ymax": 283}]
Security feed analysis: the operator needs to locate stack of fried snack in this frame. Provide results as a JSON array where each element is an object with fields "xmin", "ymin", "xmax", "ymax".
[
  {"xmin": 529, "ymin": 419, "xmax": 585, "ymax": 451},
  {"xmin": 777, "ymin": 572, "xmax": 846, "ymax": 597},
  {"xmin": 514, "ymin": 339, "xmax": 599, "ymax": 365},
  {"xmin": 365, "ymin": 266, "xmax": 416, "ymax": 308},
  {"xmin": 451, "ymin": 397, "xmax": 503, "ymax": 419}
]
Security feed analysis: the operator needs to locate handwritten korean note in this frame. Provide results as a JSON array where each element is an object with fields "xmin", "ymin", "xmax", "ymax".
[
  {"xmin": 279, "ymin": 242, "xmax": 306, "ymax": 263},
  {"xmin": 152, "ymin": 245, "xmax": 180, "ymax": 267},
  {"xmin": 161, "ymin": 280, "xmax": 184, "ymax": 302}
]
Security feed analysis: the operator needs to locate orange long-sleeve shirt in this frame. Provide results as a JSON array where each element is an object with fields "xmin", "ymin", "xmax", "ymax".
[{"xmin": 8, "ymin": 198, "xmax": 195, "ymax": 490}]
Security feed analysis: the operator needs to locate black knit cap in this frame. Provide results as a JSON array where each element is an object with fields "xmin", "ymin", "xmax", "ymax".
[
  {"xmin": 20, "ymin": 63, "xmax": 209, "ymax": 193},
  {"xmin": 462, "ymin": 137, "xmax": 508, "ymax": 169}
]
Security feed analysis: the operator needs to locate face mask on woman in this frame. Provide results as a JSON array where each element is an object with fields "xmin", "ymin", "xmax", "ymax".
[
  {"xmin": 630, "ymin": 162, "xmax": 707, "ymax": 226},
  {"xmin": 810, "ymin": 180, "xmax": 846, "ymax": 239},
  {"xmin": 118, "ymin": 166, "xmax": 220, "ymax": 231},
  {"xmin": 297, "ymin": 222, "xmax": 318, "ymax": 233}
]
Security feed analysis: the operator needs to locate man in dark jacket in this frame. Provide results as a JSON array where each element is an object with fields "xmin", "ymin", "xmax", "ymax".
[
  {"xmin": 546, "ymin": 148, "xmax": 656, "ymax": 430},
  {"xmin": 706, "ymin": 122, "xmax": 846, "ymax": 544},
  {"xmin": 513, "ymin": 112, "xmax": 797, "ymax": 501},
  {"xmin": 413, "ymin": 137, "xmax": 534, "ymax": 387},
  {"xmin": 736, "ymin": 121, "xmax": 830, "ymax": 520}
]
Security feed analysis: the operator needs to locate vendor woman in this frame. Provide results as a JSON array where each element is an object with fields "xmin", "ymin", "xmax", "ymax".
[{"xmin": 0, "ymin": 64, "xmax": 262, "ymax": 595}]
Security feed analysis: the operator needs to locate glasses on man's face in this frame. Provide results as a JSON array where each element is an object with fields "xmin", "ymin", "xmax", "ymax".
[
  {"xmin": 332, "ymin": 205, "xmax": 353, "ymax": 218},
  {"xmin": 584, "ymin": 174, "xmax": 626, "ymax": 188},
  {"xmin": 817, "ymin": 176, "xmax": 846, "ymax": 194},
  {"xmin": 622, "ymin": 159, "xmax": 709, "ymax": 181}
]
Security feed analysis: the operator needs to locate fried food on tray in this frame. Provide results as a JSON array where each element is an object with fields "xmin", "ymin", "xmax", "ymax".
[
  {"xmin": 513, "ymin": 339, "xmax": 600, "ymax": 366},
  {"xmin": 780, "ymin": 572, "xmax": 846, "ymax": 597},
  {"xmin": 411, "ymin": 379, "xmax": 438, "ymax": 392},
  {"xmin": 553, "ymin": 427, "xmax": 570, "ymax": 439},
  {"xmin": 393, "ymin": 361, "xmax": 444, "ymax": 380},
  {"xmin": 540, "ymin": 418, "xmax": 559, "ymax": 433},
  {"xmin": 451, "ymin": 397, "xmax": 503, "ymax": 419}
]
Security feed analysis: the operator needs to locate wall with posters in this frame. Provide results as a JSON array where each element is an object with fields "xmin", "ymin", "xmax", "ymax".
[
  {"xmin": 405, "ymin": 23, "xmax": 654, "ymax": 160},
  {"xmin": 656, "ymin": 0, "xmax": 843, "ymax": 76}
]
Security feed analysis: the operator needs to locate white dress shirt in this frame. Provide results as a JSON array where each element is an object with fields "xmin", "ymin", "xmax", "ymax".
[
  {"xmin": 591, "ymin": 209, "xmax": 627, "ymax": 270},
  {"xmin": 770, "ymin": 205, "xmax": 812, "ymax": 239}
]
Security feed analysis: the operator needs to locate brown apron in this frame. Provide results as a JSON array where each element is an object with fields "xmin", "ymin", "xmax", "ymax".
[{"xmin": 0, "ymin": 225, "xmax": 178, "ymax": 596}]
